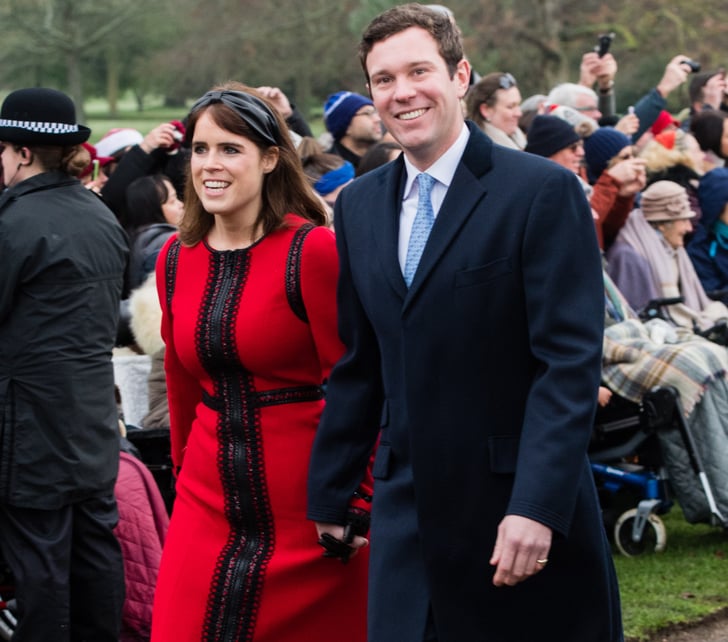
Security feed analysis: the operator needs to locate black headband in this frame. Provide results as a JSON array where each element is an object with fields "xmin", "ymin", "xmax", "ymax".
[{"xmin": 189, "ymin": 90, "xmax": 280, "ymax": 147}]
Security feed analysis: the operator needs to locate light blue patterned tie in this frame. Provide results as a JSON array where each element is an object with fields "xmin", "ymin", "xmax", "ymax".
[{"xmin": 404, "ymin": 173, "xmax": 436, "ymax": 287}]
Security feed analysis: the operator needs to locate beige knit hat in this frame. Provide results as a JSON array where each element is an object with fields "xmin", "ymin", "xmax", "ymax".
[{"xmin": 641, "ymin": 180, "xmax": 695, "ymax": 222}]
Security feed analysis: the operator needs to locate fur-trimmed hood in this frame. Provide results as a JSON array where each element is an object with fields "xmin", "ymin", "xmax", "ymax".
[{"xmin": 129, "ymin": 274, "xmax": 164, "ymax": 356}]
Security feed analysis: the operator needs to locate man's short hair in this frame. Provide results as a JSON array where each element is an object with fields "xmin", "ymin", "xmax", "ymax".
[
  {"xmin": 546, "ymin": 83, "xmax": 598, "ymax": 110},
  {"xmin": 358, "ymin": 3, "xmax": 463, "ymax": 81}
]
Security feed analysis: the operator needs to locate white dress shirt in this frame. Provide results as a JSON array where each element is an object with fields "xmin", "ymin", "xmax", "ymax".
[{"xmin": 398, "ymin": 123, "xmax": 470, "ymax": 272}]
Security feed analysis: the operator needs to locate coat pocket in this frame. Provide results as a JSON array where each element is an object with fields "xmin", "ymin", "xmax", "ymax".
[
  {"xmin": 454, "ymin": 257, "xmax": 512, "ymax": 289},
  {"xmin": 488, "ymin": 435, "xmax": 520, "ymax": 474}
]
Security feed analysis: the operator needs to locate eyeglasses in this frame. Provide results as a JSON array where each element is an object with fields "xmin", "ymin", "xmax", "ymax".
[
  {"xmin": 574, "ymin": 105, "xmax": 600, "ymax": 113},
  {"xmin": 498, "ymin": 73, "xmax": 517, "ymax": 90},
  {"xmin": 567, "ymin": 141, "xmax": 584, "ymax": 152},
  {"xmin": 354, "ymin": 107, "xmax": 379, "ymax": 118}
]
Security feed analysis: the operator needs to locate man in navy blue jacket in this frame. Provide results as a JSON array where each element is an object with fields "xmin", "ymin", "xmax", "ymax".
[{"xmin": 308, "ymin": 5, "xmax": 623, "ymax": 641}]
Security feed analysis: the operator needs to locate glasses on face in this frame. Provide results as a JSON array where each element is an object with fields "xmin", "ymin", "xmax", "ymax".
[
  {"xmin": 354, "ymin": 107, "xmax": 378, "ymax": 118},
  {"xmin": 567, "ymin": 141, "xmax": 584, "ymax": 152},
  {"xmin": 498, "ymin": 73, "xmax": 517, "ymax": 90},
  {"xmin": 574, "ymin": 105, "xmax": 599, "ymax": 113}
]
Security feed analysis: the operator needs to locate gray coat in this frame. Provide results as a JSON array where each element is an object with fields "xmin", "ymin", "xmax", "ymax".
[{"xmin": 0, "ymin": 171, "xmax": 128, "ymax": 509}]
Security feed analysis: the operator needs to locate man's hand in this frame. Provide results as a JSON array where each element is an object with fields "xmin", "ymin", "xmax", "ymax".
[
  {"xmin": 140, "ymin": 122, "xmax": 178, "ymax": 154},
  {"xmin": 656, "ymin": 55, "xmax": 692, "ymax": 98},
  {"xmin": 315, "ymin": 522, "xmax": 369, "ymax": 562},
  {"xmin": 607, "ymin": 157, "xmax": 647, "ymax": 196},
  {"xmin": 614, "ymin": 111, "xmax": 640, "ymax": 137},
  {"xmin": 256, "ymin": 86, "xmax": 293, "ymax": 119},
  {"xmin": 490, "ymin": 515, "xmax": 552, "ymax": 587},
  {"xmin": 580, "ymin": 52, "xmax": 617, "ymax": 90}
]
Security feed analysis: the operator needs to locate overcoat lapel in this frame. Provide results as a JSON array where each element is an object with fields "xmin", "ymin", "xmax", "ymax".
[
  {"xmin": 404, "ymin": 123, "xmax": 493, "ymax": 308},
  {"xmin": 370, "ymin": 156, "xmax": 409, "ymax": 300}
]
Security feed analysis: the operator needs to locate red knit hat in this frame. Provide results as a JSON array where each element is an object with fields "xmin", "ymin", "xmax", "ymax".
[
  {"xmin": 650, "ymin": 110, "xmax": 680, "ymax": 136},
  {"xmin": 79, "ymin": 142, "xmax": 114, "ymax": 179}
]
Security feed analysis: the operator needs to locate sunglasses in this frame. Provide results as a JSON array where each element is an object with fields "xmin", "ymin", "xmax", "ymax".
[
  {"xmin": 567, "ymin": 141, "xmax": 584, "ymax": 152},
  {"xmin": 498, "ymin": 73, "xmax": 517, "ymax": 90}
]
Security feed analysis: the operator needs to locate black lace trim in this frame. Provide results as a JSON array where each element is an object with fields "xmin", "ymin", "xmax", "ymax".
[
  {"xmin": 164, "ymin": 238, "xmax": 181, "ymax": 314},
  {"xmin": 285, "ymin": 223, "xmax": 315, "ymax": 323},
  {"xmin": 198, "ymin": 250, "xmax": 274, "ymax": 642},
  {"xmin": 202, "ymin": 385, "xmax": 324, "ymax": 412}
]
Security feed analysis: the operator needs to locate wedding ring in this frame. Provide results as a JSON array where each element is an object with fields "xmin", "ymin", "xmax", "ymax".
[{"xmin": 536, "ymin": 558, "xmax": 548, "ymax": 565}]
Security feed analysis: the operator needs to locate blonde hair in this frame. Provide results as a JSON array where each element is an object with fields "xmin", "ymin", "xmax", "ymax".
[{"xmin": 639, "ymin": 130, "xmax": 700, "ymax": 175}]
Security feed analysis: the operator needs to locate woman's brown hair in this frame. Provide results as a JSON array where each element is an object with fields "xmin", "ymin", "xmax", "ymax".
[{"xmin": 179, "ymin": 82, "xmax": 327, "ymax": 246}]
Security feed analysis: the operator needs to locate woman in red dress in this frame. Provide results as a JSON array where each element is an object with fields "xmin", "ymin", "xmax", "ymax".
[{"xmin": 151, "ymin": 84, "xmax": 371, "ymax": 642}]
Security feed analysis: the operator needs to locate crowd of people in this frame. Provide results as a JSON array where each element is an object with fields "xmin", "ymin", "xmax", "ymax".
[{"xmin": 2, "ymin": 2, "xmax": 728, "ymax": 641}]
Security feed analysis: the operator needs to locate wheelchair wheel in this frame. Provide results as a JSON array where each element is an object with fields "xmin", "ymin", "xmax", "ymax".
[
  {"xmin": 614, "ymin": 508, "xmax": 667, "ymax": 556},
  {"xmin": 0, "ymin": 596, "xmax": 16, "ymax": 641}
]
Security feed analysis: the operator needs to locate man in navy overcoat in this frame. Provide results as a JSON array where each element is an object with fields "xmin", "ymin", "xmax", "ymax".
[{"xmin": 308, "ymin": 5, "xmax": 623, "ymax": 641}]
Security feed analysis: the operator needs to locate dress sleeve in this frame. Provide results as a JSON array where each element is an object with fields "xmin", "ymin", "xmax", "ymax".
[
  {"xmin": 299, "ymin": 224, "xmax": 375, "ymax": 521},
  {"xmin": 155, "ymin": 237, "xmax": 199, "ymax": 472},
  {"xmin": 298, "ymin": 225, "xmax": 345, "ymax": 379}
]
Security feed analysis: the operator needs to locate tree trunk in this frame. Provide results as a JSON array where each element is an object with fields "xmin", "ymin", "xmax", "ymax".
[
  {"xmin": 66, "ymin": 51, "xmax": 86, "ymax": 123},
  {"xmin": 106, "ymin": 45, "xmax": 120, "ymax": 118}
]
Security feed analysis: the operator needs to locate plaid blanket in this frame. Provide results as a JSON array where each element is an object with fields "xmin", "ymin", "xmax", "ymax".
[{"xmin": 602, "ymin": 319, "xmax": 728, "ymax": 416}]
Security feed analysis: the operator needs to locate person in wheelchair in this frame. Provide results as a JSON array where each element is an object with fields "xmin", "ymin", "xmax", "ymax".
[
  {"xmin": 687, "ymin": 167, "xmax": 728, "ymax": 301},
  {"xmin": 606, "ymin": 180, "xmax": 728, "ymax": 337},
  {"xmin": 601, "ymin": 271, "xmax": 728, "ymax": 525}
]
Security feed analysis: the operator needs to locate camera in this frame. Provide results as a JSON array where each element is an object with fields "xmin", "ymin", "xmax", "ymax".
[
  {"xmin": 595, "ymin": 32, "xmax": 615, "ymax": 58},
  {"xmin": 682, "ymin": 59, "xmax": 701, "ymax": 73}
]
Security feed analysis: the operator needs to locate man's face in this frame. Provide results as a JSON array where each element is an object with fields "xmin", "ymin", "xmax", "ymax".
[
  {"xmin": 365, "ymin": 26, "xmax": 470, "ymax": 170},
  {"xmin": 702, "ymin": 73, "xmax": 727, "ymax": 109},
  {"xmin": 345, "ymin": 105, "xmax": 383, "ymax": 145},
  {"xmin": 573, "ymin": 93, "xmax": 602, "ymax": 121}
]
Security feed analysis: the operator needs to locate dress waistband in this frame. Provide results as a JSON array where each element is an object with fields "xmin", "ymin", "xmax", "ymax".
[{"xmin": 201, "ymin": 384, "xmax": 325, "ymax": 412}]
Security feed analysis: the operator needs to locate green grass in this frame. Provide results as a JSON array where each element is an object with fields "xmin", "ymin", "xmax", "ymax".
[
  {"xmin": 615, "ymin": 507, "xmax": 728, "ymax": 641},
  {"xmin": 83, "ymin": 95, "xmax": 326, "ymax": 145}
]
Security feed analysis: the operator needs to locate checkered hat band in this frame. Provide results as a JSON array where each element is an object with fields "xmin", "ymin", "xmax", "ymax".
[{"xmin": 0, "ymin": 118, "xmax": 79, "ymax": 134}]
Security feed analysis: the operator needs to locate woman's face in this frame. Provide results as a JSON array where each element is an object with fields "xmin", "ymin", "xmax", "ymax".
[
  {"xmin": 190, "ymin": 110, "xmax": 277, "ymax": 219},
  {"xmin": 0, "ymin": 142, "xmax": 24, "ymax": 187},
  {"xmin": 720, "ymin": 118, "xmax": 728, "ymax": 159},
  {"xmin": 161, "ymin": 179, "xmax": 184, "ymax": 226},
  {"xmin": 656, "ymin": 219, "xmax": 693, "ymax": 249},
  {"xmin": 480, "ymin": 87, "xmax": 522, "ymax": 136},
  {"xmin": 683, "ymin": 133, "xmax": 705, "ymax": 174},
  {"xmin": 550, "ymin": 140, "xmax": 584, "ymax": 174}
]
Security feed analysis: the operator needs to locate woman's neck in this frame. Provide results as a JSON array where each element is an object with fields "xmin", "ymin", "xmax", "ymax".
[{"xmin": 207, "ymin": 215, "xmax": 263, "ymax": 250}]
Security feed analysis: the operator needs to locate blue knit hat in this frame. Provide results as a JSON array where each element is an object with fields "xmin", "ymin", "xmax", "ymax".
[
  {"xmin": 698, "ymin": 167, "xmax": 728, "ymax": 228},
  {"xmin": 323, "ymin": 91, "xmax": 373, "ymax": 140},
  {"xmin": 583, "ymin": 127, "xmax": 631, "ymax": 184}
]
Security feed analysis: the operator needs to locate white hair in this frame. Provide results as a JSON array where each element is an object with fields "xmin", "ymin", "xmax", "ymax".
[{"xmin": 546, "ymin": 83, "xmax": 598, "ymax": 110}]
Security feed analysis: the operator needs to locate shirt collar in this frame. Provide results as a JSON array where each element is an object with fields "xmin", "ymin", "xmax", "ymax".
[{"xmin": 402, "ymin": 123, "xmax": 470, "ymax": 196}]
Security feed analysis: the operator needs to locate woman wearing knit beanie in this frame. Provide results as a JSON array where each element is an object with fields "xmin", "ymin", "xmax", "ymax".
[{"xmin": 582, "ymin": 127, "xmax": 647, "ymax": 249}]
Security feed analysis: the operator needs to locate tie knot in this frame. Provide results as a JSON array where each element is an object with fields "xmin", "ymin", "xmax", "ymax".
[{"xmin": 417, "ymin": 173, "xmax": 435, "ymax": 196}]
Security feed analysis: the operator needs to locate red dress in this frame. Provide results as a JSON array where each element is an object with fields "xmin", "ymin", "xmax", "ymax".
[{"xmin": 151, "ymin": 215, "xmax": 369, "ymax": 642}]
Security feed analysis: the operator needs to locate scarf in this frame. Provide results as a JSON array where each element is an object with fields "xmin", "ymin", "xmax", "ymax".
[{"xmin": 615, "ymin": 209, "xmax": 728, "ymax": 330}]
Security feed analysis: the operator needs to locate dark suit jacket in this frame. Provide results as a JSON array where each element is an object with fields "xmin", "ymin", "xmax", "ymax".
[{"xmin": 308, "ymin": 122, "xmax": 623, "ymax": 642}]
